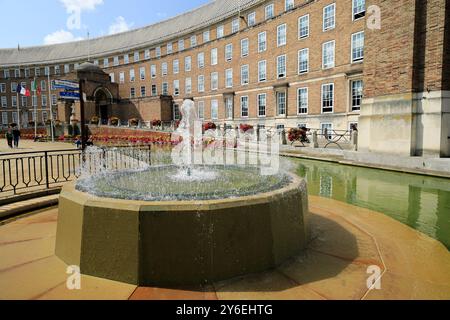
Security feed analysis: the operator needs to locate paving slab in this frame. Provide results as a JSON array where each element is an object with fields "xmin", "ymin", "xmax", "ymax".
[{"xmin": 0, "ymin": 196, "xmax": 449, "ymax": 300}]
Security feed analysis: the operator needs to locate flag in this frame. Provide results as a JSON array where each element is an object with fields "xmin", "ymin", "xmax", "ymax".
[
  {"xmin": 31, "ymin": 80, "xmax": 37, "ymax": 92},
  {"xmin": 25, "ymin": 88, "xmax": 31, "ymax": 97},
  {"xmin": 20, "ymin": 86, "xmax": 27, "ymax": 96},
  {"xmin": 16, "ymin": 83, "xmax": 22, "ymax": 93}
]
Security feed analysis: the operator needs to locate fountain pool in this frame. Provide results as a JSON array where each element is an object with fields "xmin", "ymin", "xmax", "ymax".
[{"xmin": 55, "ymin": 100, "xmax": 309, "ymax": 286}]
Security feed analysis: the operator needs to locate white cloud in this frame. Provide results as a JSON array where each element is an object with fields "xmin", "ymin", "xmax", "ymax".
[
  {"xmin": 44, "ymin": 30, "xmax": 83, "ymax": 45},
  {"xmin": 60, "ymin": 0, "xmax": 104, "ymax": 12},
  {"xmin": 108, "ymin": 16, "xmax": 133, "ymax": 35}
]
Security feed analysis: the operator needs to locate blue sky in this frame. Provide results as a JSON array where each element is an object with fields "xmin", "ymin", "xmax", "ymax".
[{"xmin": 0, "ymin": 0, "xmax": 211, "ymax": 48}]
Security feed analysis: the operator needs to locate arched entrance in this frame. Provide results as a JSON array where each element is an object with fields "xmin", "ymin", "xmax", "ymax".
[{"xmin": 94, "ymin": 87, "xmax": 113, "ymax": 125}]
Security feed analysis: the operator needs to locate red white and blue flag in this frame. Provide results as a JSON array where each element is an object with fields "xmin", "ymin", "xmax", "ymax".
[{"xmin": 16, "ymin": 84, "xmax": 31, "ymax": 97}]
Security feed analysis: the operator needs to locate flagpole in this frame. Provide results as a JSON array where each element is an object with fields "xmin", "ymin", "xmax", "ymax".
[
  {"xmin": 47, "ymin": 72, "xmax": 55, "ymax": 142},
  {"xmin": 16, "ymin": 88, "xmax": 20, "ymax": 130},
  {"xmin": 33, "ymin": 77, "xmax": 37, "ymax": 139}
]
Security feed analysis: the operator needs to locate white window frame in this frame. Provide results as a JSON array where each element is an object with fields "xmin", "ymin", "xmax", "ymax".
[
  {"xmin": 140, "ymin": 67, "xmax": 146, "ymax": 80},
  {"xmin": 190, "ymin": 35, "xmax": 197, "ymax": 47},
  {"xmin": 277, "ymin": 55, "xmax": 287, "ymax": 79},
  {"xmin": 211, "ymin": 72, "xmax": 219, "ymax": 91},
  {"xmin": 322, "ymin": 40, "xmax": 335, "ymax": 69},
  {"xmin": 298, "ymin": 14, "xmax": 310, "ymax": 39},
  {"xmin": 257, "ymin": 93, "xmax": 266, "ymax": 117},
  {"xmin": 211, "ymin": 100, "xmax": 219, "ymax": 120},
  {"xmin": 162, "ymin": 82, "xmax": 169, "ymax": 95},
  {"xmin": 241, "ymin": 65, "xmax": 249, "ymax": 86},
  {"xmin": 198, "ymin": 52, "xmax": 205, "ymax": 68},
  {"xmin": 203, "ymin": 30, "xmax": 210, "ymax": 43},
  {"xmin": 265, "ymin": 4, "xmax": 274, "ymax": 20},
  {"xmin": 225, "ymin": 43, "xmax": 233, "ymax": 62},
  {"xmin": 185, "ymin": 56, "xmax": 192, "ymax": 72},
  {"xmin": 225, "ymin": 97, "xmax": 234, "ymax": 120},
  {"xmin": 323, "ymin": 3, "xmax": 336, "ymax": 32},
  {"xmin": 321, "ymin": 83, "xmax": 335, "ymax": 113},
  {"xmin": 277, "ymin": 24, "xmax": 287, "ymax": 47},
  {"xmin": 297, "ymin": 87, "xmax": 308, "ymax": 115},
  {"xmin": 173, "ymin": 80, "xmax": 180, "ymax": 96},
  {"xmin": 351, "ymin": 31, "xmax": 365, "ymax": 63},
  {"xmin": 162, "ymin": 62, "xmax": 168, "ymax": 76},
  {"xmin": 352, "ymin": 0, "xmax": 366, "ymax": 20},
  {"xmin": 211, "ymin": 48, "xmax": 218, "ymax": 65},
  {"xmin": 351, "ymin": 79, "xmax": 363, "ymax": 111},
  {"xmin": 173, "ymin": 59, "xmax": 179, "ymax": 74},
  {"xmin": 241, "ymin": 38, "xmax": 249, "ymax": 57},
  {"xmin": 277, "ymin": 91, "xmax": 287, "ymax": 116},
  {"xmin": 178, "ymin": 39, "xmax": 185, "ymax": 51},
  {"xmin": 217, "ymin": 25, "xmax": 225, "ymax": 38},
  {"xmin": 185, "ymin": 78, "xmax": 192, "ymax": 95},
  {"xmin": 258, "ymin": 31, "xmax": 267, "ymax": 52},
  {"xmin": 231, "ymin": 18, "xmax": 240, "ymax": 33},
  {"xmin": 225, "ymin": 69, "xmax": 233, "ymax": 88},
  {"xmin": 285, "ymin": 0, "xmax": 294, "ymax": 11},
  {"xmin": 298, "ymin": 48, "xmax": 309, "ymax": 74},
  {"xmin": 198, "ymin": 75, "xmax": 205, "ymax": 92},
  {"xmin": 240, "ymin": 96, "xmax": 249, "ymax": 118},
  {"xmin": 258, "ymin": 60, "xmax": 267, "ymax": 82},
  {"xmin": 248, "ymin": 12, "xmax": 256, "ymax": 26},
  {"xmin": 198, "ymin": 101, "xmax": 205, "ymax": 119}
]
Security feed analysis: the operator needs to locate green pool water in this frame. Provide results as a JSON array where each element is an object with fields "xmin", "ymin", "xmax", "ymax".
[{"xmin": 293, "ymin": 159, "xmax": 450, "ymax": 250}]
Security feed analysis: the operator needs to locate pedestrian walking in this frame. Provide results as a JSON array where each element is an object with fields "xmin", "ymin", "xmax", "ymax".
[
  {"xmin": 12, "ymin": 127, "xmax": 21, "ymax": 148},
  {"xmin": 5, "ymin": 127, "xmax": 13, "ymax": 148}
]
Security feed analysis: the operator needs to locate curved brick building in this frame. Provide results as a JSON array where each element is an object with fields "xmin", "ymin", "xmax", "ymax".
[{"xmin": 0, "ymin": 0, "xmax": 449, "ymax": 157}]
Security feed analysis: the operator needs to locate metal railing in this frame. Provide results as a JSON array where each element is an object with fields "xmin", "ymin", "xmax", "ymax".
[
  {"xmin": 0, "ymin": 145, "xmax": 153, "ymax": 199},
  {"xmin": 0, "ymin": 149, "xmax": 82, "ymax": 198}
]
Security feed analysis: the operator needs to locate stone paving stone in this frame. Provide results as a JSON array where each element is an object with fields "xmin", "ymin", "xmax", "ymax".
[
  {"xmin": 363, "ymin": 271, "xmax": 450, "ymax": 300},
  {"xmin": 0, "ymin": 236, "xmax": 55, "ymax": 272},
  {"xmin": 130, "ymin": 285, "xmax": 217, "ymax": 300},
  {"xmin": 37, "ymin": 274, "xmax": 137, "ymax": 300},
  {"xmin": 278, "ymin": 250, "xmax": 370, "ymax": 300},
  {"xmin": 0, "ymin": 256, "xmax": 68, "ymax": 300},
  {"xmin": 0, "ymin": 196, "xmax": 449, "ymax": 300},
  {"xmin": 213, "ymin": 271, "xmax": 325, "ymax": 300}
]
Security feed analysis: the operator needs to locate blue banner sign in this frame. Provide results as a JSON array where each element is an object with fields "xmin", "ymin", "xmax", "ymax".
[
  {"xmin": 60, "ymin": 91, "xmax": 80, "ymax": 100},
  {"xmin": 54, "ymin": 80, "xmax": 79, "ymax": 90}
]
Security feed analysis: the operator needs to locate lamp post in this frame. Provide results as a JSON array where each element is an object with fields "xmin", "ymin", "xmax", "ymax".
[{"xmin": 79, "ymin": 79, "xmax": 87, "ymax": 150}]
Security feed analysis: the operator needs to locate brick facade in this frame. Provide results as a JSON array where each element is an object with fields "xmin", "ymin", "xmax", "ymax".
[{"xmin": 0, "ymin": 0, "xmax": 448, "ymax": 146}]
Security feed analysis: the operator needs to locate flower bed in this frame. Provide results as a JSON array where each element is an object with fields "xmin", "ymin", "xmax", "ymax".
[{"xmin": 240, "ymin": 124, "xmax": 254, "ymax": 133}]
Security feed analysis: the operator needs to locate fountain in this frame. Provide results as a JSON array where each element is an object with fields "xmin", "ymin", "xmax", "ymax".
[{"xmin": 55, "ymin": 99, "xmax": 310, "ymax": 286}]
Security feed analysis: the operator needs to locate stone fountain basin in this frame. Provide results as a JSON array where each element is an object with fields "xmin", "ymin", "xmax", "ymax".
[{"xmin": 55, "ymin": 174, "xmax": 309, "ymax": 286}]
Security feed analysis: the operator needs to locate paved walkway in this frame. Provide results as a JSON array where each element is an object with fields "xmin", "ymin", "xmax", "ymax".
[
  {"xmin": 0, "ymin": 196, "xmax": 449, "ymax": 300},
  {"xmin": 0, "ymin": 139, "xmax": 75, "ymax": 154}
]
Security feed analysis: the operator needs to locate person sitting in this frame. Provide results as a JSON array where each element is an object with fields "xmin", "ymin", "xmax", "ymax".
[{"xmin": 75, "ymin": 137, "xmax": 82, "ymax": 149}]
